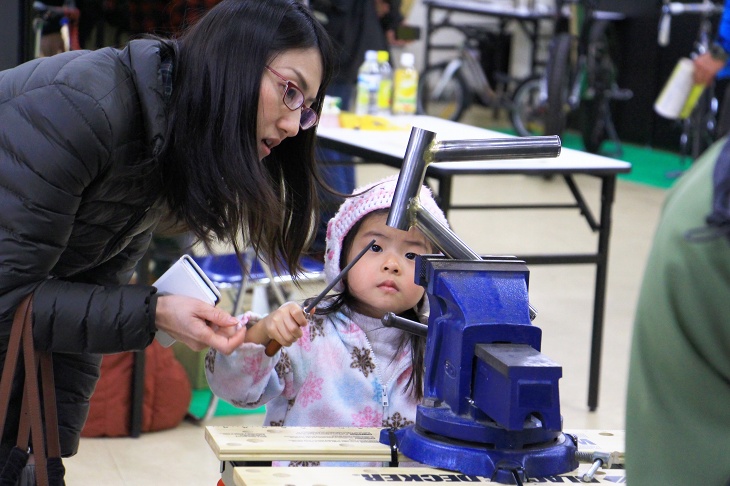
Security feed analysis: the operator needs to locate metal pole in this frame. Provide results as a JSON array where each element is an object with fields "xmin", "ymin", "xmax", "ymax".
[
  {"xmin": 431, "ymin": 136, "xmax": 561, "ymax": 161},
  {"xmin": 387, "ymin": 127, "xmax": 437, "ymax": 231},
  {"xmin": 413, "ymin": 204, "xmax": 481, "ymax": 260}
]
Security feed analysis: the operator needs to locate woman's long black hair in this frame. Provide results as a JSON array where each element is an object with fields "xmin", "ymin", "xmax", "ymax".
[
  {"xmin": 160, "ymin": 0, "xmax": 334, "ymax": 275},
  {"xmin": 310, "ymin": 210, "xmax": 427, "ymax": 401}
]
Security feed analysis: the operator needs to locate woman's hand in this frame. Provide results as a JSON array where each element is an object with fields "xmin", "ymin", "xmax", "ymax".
[
  {"xmin": 244, "ymin": 301, "xmax": 308, "ymax": 348},
  {"xmin": 154, "ymin": 295, "xmax": 246, "ymax": 355}
]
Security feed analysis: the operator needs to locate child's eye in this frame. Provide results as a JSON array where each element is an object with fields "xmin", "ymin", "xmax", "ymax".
[
  {"xmin": 371, "ymin": 243, "xmax": 382, "ymax": 253},
  {"xmin": 405, "ymin": 252, "xmax": 418, "ymax": 260}
]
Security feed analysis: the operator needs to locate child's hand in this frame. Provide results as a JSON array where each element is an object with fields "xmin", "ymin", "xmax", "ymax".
[{"xmin": 246, "ymin": 301, "xmax": 308, "ymax": 348}]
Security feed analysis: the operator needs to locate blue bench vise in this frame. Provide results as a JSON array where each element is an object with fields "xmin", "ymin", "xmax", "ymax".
[
  {"xmin": 378, "ymin": 126, "xmax": 576, "ymax": 483},
  {"xmin": 380, "ymin": 256, "xmax": 577, "ymax": 483}
]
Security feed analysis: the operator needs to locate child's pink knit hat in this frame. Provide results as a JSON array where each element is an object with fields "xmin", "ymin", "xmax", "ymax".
[{"xmin": 324, "ymin": 175, "xmax": 449, "ymax": 290}]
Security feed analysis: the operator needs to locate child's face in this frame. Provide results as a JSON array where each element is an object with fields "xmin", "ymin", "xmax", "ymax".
[{"xmin": 345, "ymin": 213, "xmax": 430, "ymax": 318}]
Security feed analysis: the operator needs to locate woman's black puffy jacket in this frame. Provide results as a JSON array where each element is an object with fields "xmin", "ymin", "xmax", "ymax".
[{"xmin": 0, "ymin": 39, "xmax": 173, "ymax": 458}]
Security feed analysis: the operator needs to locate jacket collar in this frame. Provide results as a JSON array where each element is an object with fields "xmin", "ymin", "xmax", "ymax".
[{"xmin": 122, "ymin": 39, "xmax": 173, "ymax": 157}]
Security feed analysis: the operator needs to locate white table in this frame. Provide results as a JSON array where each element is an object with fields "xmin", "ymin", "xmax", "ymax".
[{"xmin": 316, "ymin": 115, "xmax": 631, "ymax": 411}]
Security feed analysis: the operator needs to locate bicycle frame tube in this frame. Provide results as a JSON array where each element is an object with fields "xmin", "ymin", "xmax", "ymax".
[
  {"xmin": 432, "ymin": 59, "xmax": 464, "ymax": 99},
  {"xmin": 568, "ymin": 56, "xmax": 586, "ymax": 108},
  {"xmin": 462, "ymin": 47, "xmax": 494, "ymax": 103}
]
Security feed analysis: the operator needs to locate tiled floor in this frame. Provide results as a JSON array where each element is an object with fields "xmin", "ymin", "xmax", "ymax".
[{"xmin": 62, "ymin": 125, "xmax": 669, "ymax": 484}]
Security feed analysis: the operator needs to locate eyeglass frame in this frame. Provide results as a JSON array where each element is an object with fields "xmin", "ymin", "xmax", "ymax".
[{"xmin": 265, "ymin": 65, "xmax": 319, "ymax": 130}]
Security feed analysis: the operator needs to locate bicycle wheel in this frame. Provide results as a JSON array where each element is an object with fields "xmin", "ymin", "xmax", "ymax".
[
  {"xmin": 418, "ymin": 62, "xmax": 472, "ymax": 121},
  {"xmin": 510, "ymin": 75, "xmax": 547, "ymax": 136},
  {"xmin": 545, "ymin": 33, "xmax": 573, "ymax": 136},
  {"xmin": 581, "ymin": 20, "xmax": 613, "ymax": 153}
]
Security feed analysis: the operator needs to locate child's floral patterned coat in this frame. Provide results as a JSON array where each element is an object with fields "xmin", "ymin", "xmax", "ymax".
[{"xmin": 205, "ymin": 307, "xmax": 418, "ymax": 466}]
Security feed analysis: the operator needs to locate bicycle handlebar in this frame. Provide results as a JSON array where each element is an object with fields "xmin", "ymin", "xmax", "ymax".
[
  {"xmin": 658, "ymin": 2, "xmax": 724, "ymax": 47},
  {"xmin": 664, "ymin": 2, "xmax": 723, "ymax": 15}
]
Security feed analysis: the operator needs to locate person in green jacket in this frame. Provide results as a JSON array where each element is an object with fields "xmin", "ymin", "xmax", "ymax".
[{"xmin": 626, "ymin": 137, "xmax": 730, "ymax": 484}]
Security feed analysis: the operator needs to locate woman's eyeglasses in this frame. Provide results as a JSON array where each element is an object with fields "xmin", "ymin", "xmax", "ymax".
[{"xmin": 265, "ymin": 66, "xmax": 318, "ymax": 130}]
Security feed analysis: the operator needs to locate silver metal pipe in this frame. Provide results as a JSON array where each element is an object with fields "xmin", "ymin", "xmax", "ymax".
[
  {"xmin": 384, "ymin": 125, "xmax": 550, "ymax": 321},
  {"xmin": 413, "ymin": 203, "xmax": 481, "ymax": 260},
  {"xmin": 431, "ymin": 136, "xmax": 561, "ymax": 162},
  {"xmin": 387, "ymin": 127, "xmax": 437, "ymax": 231}
]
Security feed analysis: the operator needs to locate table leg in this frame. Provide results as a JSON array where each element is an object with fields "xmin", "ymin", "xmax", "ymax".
[
  {"xmin": 430, "ymin": 173, "xmax": 453, "ymax": 217},
  {"xmin": 130, "ymin": 350, "xmax": 145, "ymax": 438},
  {"xmin": 425, "ymin": 5, "xmax": 434, "ymax": 69},
  {"xmin": 587, "ymin": 175, "xmax": 616, "ymax": 411}
]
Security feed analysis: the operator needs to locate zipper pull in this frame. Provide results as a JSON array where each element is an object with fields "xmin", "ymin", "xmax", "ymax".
[{"xmin": 382, "ymin": 385, "xmax": 389, "ymax": 407}]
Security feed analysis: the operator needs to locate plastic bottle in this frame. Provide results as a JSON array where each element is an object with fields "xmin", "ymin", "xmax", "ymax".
[
  {"xmin": 356, "ymin": 50, "xmax": 381, "ymax": 115},
  {"xmin": 392, "ymin": 52, "xmax": 418, "ymax": 115},
  {"xmin": 654, "ymin": 58, "xmax": 705, "ymax": 120},
  {"xmin": 319, "ymin": 95, "xmax": 342, "ymax": 128},
  {"xmin": 376, "ymin": 50, "xmax": 393, "ymax": 116}
]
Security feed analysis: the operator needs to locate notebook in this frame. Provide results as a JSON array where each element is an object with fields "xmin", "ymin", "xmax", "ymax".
[{"xmin": 152, "ymin": 254, "xmax": 222, "ymax": 347}]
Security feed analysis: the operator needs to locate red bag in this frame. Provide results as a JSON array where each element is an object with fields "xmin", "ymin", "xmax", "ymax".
[{"xmin": 81, "ymin": 341, "xmax": 191, "ymax": 437}]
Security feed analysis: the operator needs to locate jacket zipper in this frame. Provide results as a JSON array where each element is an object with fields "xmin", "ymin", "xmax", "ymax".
[{"xmin": 360, "ymin": 329, "xmax": 410, "ymax": 416}]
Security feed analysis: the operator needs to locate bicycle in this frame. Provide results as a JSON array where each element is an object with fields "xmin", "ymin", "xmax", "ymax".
[
  {"xmin": 418, "ymin": 20, "xmax": 535, "ymax": 122},
  {"xmin": 656, "ymin": 0, "xmax": 724, "ymax": 162},
  {"xmin": 510, "ymin": 0, "xmax": 632, "ymax": 155}
]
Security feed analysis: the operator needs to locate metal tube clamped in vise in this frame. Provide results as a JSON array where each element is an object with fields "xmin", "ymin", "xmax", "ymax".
[
  {"xmin": 431, "ymin": 135, "xmax": 561, "ymax": 161},
  {"xmin": 387, "ymin": 127, "xmax": 561, "ymax": 257},
  {"xmin": 386, "ymin": 127, "xmax": 561, "ymax": 320}
]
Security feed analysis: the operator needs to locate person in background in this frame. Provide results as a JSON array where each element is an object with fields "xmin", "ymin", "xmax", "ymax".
[
  {"xmin": 32, "ymin": 0, "xmax": 81, "ymax": 56},
  {"xmin": 205, "ymin": 176, "xmax": 447, "ymax": 466},
  {"xmin": 625, "ymin": 136, "xmax": 730, "ymax": 483},
  {"xmin": 308, "ymin": 0, "xmax": 408, "ymax": 260},
  {"xmin": 313, "ymin": 0, "xmax": 405, "ymax": 92},
  {"xmin": 0, "ymin": 0, "xmax": 332, "ymax": 473},
  {"xmin": 693, "ymin": 0, "xmax": 730, "ymax": 137}
]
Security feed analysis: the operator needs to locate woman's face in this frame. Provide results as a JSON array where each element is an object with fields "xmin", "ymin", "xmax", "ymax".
[{"xmin": 257, "ymin": 48, "xmax": 323, "ymax": 160}]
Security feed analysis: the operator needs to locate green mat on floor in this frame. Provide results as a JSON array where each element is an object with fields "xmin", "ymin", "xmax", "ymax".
[
  {"xmin": 188, "ymin": 388, "xmax": 265, "ymax": 418},
  {"xmin": 493, "ymin": 128, "xmax": 689, "ymax": 190}
]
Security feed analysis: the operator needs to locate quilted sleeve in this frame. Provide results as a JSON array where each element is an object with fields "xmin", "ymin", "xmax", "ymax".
[{"xmin": 0, "ymin": 54, "xmax": 153, "ymax": 352}]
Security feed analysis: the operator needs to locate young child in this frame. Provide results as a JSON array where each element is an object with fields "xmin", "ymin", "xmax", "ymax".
[{"xmin": 204, "ymin": 175, "xmax": 449, "ymax": 465}]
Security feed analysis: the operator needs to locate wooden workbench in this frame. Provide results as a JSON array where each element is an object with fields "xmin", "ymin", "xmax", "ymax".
[
  {"xmin": 232, "ymin": 465, "xmax": 626, "ymax": 485},
  {"xmin": 207, "ymin": 426, "xmax": 625, "ymax": 485}
]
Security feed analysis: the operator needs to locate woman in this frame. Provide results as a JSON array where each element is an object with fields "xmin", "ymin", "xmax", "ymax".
[{"xmin": 0, "ymin": 0, "xmax": 332, "ymax": 466}]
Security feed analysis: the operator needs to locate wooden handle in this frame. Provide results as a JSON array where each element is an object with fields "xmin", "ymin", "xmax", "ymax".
[{"xmin": 264, "ymin": 340, "xmax": 281, "ymax": 357}]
